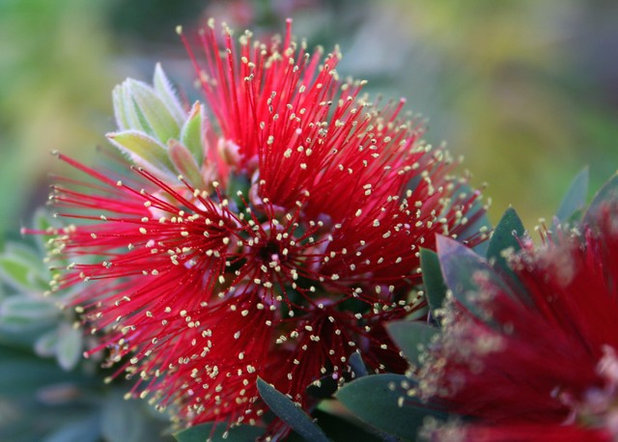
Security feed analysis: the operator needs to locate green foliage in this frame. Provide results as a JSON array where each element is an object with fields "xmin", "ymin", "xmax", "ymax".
[
  {"xmin": 180, "ymin": 102, "xmax": 206, "ymax": 164},
  {"xmin": 0, "ymin": 212, "xmax": 84, "ymax": 371},
  {"xmin": 583, "ymin": 172, "xmax": 618, "ymax": 226},
  {"xmin": 168, "ymin": 139, "xmax": 206, "ymax": 189},
  {"xmin": 348, "ymin": 351, "xmax": 368, "ymax": 378},
  {"xmin": 419, "ymin": 248, "xmax": 447, "ymax": 315},
  {"xmin": 0, "ymin": 347, "xmax": 170, "ymax": 441},
  {"xmin": 556, "ymin": 167, "xmax": 589, "ymax": 223},
  {"xmin": 257, "ymin": 378, "xmax": 329, "ymax": 442},
  {"xmin": 437, "ymin": 235, "xmax": 511, "ymax": 322},
  {"xmin": 387, "ymin": 321, "xmax": 439, "ymax": 367},
  {"xmin": 485, "ymin": 207, "xmax": 524, "ymax": 273},
  {"xmin": 113, "ymin": 73, "xmax": 183, "ymax": 142},
  {"xmin": 336, "ymin": 374, "xmax": 443, "ymax": 440}
]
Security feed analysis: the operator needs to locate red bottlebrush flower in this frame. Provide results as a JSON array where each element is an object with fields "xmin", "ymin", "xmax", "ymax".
[
  {"xmin": 40, "ymin": 20, "xmax": 485, "ymax": 432},
  {"xmin": 419, "ymin": 200, "xmax": 618, "ymax": 441}
]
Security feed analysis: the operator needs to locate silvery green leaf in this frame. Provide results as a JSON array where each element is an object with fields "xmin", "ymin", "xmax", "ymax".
[
  {"xmin": 180, "ymin": 101, "xmax": 205, "ymax": 164},
  {"xmin": 153, "ymin": 63, "xmax": 186, "ymax": 126},
  {"xmin": 107, "ymin": 130, "xmax": 175, "ymax": 178},
  {"xmin": 112, "ymin": 83, "xmax": 131, "ymax": 131},
  {"xmin": 0, "ymin": 296, "xmax": 59, "ymax": 330},
  {"xmin": 0, "ymin": 249, "xmax": 43, "ymax": 291},
  {"xmin": 168, "ymin": 139, "xmax": 205, "ymax": 189},
  {"xmin": 1, "ymin": 242, "xmax": 48, "ymax": 287},
  {"xmin": 126, "ymin": 79, "xmax": 180, "ymax": 142},
  {"xmin": 56, "ymin": 322, "xmax": 82, "ymax": 370},
  {"xmin": 35, "ymin": 328, "xmax": 59, "ymax": 357}
]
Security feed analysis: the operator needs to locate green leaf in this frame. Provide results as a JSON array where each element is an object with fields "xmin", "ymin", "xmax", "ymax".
[
  {"xmin": 0, "ymin": 296, "xmax": 59, "ymax": 329},
  {"xmin": 486, "ymin": 208, "xmax": 524, "ymax": 273},
  {"xmin": 447, "ymin": 183, "xmax": 491, "ymax": 255},
  {"xmin": 583, "ymin": 172, "xmax": 618, "ymax": 226},
  {"xmin": 336, "ymin": 374, "xmax": 440, "ymax": 440},
  {"xmin": 107, "ymin": 130, "xmax": 175, "ymax": 177},
  {"xmin": 386, "ymin": 321, "xmax": 438, "ymax": 366},
  {"xmin": 56, "ymin": 323, "xmax": 82, "ymax": 371},
  {"xmin": 125, "ymin": 78, "xmax": 180, "ymax": 142},
  {"xmin": 101, "ymin": 393, "xmax": 145, "ymax": 442},
  {"xmin": 153, "ymin": 63, "xmax": 186, "ymax": 126},
  {"xmin": 437, "ymin": 235, "xmax": 512, "ymax": 322},
  {"xmin": 34, "ymin": 328, "xmax": 59, "ymax": 357},
  {"xmin": 168, "ymin": 139, "xmax": 205, "ymax": 189},
  {"xmin": 257, "ymin": 378, "xmax": 329, "ymax": 442},
  {"xmin": 556, "ymin": 167, "xmax": 589, "ymax": 222},
  {"xmin": 0, "ymin": 244, "xmax": 47, "ymax": 291},
  {"xmin": 174, "ymin": 422, "xmax": 265, "ymax": 442},
  {"xmin": 180, "ymin": 102, "xmax": 205, "ymax": 164},
  {"xmin": 112, "ymin": 83, "xmax": 132, "ymax": 131},
  {"xmin": 0, "ymin": 255, "xmax": 33, "ymax": 291},
  {"xmin": 419, "ymin": 248, "xmax": 447, "ymax": 315},
  {"xmin": 348, "ymin": 351, "xmax": 368, "ymax": 378}
]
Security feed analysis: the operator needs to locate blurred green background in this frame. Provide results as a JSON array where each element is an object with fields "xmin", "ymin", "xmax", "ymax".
[
  {"xmin": 1, "ymin": 0, "xmax": 617, "ymax": 235},
  {"xmin": 0, "ymin": 1, "xmax": 617, "ymax": 439}
]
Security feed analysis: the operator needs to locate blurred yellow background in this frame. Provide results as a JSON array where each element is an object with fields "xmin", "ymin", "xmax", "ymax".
[{"xmin": 1, "ymin": 0, "xmax": 617, "ymax": 240}]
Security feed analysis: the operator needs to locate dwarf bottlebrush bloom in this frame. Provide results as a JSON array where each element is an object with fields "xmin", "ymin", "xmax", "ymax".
[
  {"xmin": 40, "ymin": 20, "xmax": 486, "ymax": 431},
  {"xmin": 418, "ymin": 197, "xmax": 618, "ymax": 441}
]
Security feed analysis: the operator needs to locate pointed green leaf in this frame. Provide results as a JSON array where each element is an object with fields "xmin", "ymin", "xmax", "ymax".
[
  {"xmin": 153, "ymin": 63, "xmax": 186, "ymax": 126},
  {"xmin": 174, "ymin": 422, "xmax": 265, "ymax": 442},
  {"xmin": 180, "ymin": 101, "xmax": 205, "ymax": 164},
  {"xmin": 446, "ymin": 183, "xmax": 491, "ymax": 255},
  {"xmin": 437, "ymin": 235, "xmax": 513, "ymax": 321},
  {"xmin": 420, "ymin": 248, "xmax": 447, "ymax": 314},
  {"xmin": 116, "ymin": 81, "xmax": 152, "ymax": 133},
  {"xmin": 486, "ymin": 208, "xmax": 524, "ymax": 272},
  {"xmin": 126, "ymin": 79, "xmax": 180, "ymax": 142},
  {"xmin": 386, "ymin": 321, "xmax": 438, "ymax": 366},
  {"xmin": 336, "ymin": 374, "xmax": 442, "ymax": 440},
  {"xmin": 107, "ymin": 130, "xmax": 174, "ymax": 177},
  {"xmin": 257, "ymin": 378, "xmax": 329, "ymax": 442},
  {"xmin": 56, "ymin": 322, "xmax": 82, "ymax": 370},
  {"xmin": 168, "ymin": 139, "xmax": 205, "ymax": 189},
  {"xmin": 583, "ymin": 172, "xmax": 618, "ymax": 226},
  {"xmin": 348, "ymin": 351, "xmax": 368, "ymax": 378},
  {"xmin": 556, "ymin": 167, "xmax": 589, "ymax": 222},
  {"xmin": 112, "ymin": 83, "xmax": 131, "ymax": 131}
]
